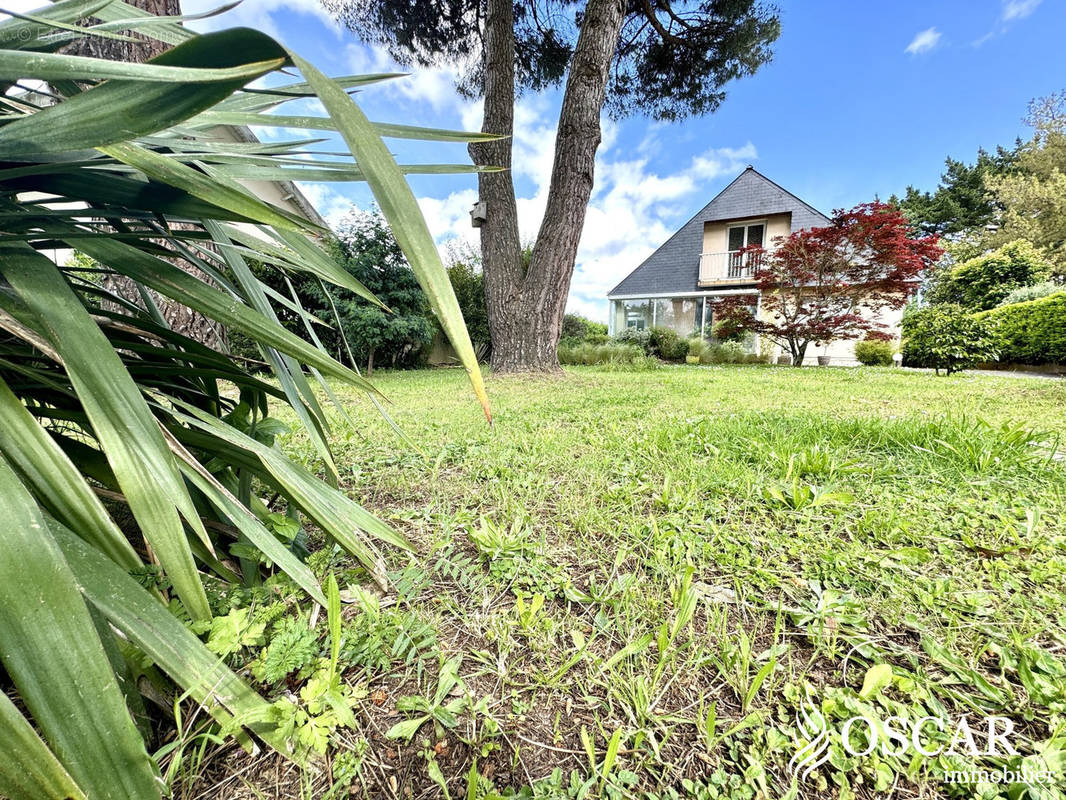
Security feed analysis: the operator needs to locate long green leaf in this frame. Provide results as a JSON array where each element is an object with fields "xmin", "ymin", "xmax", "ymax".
[
  {"xmin": 204, "ymin": 161, "xmax": 486, "ymax": 182},
  {"xmin": 0, "ymin": 0, "xmax": 112, "ymax": 47},
  {"xmin": 0, "ymin": 28, "xmax": 286, "ymax": 157},
  {"xmin": 99, "ymin": 141, "xmax": 311, "ymax": 232},
  {"xmin": 0, "ymin": 374, "xmax": 140, "ymax": 569},
  {"xmin": 204, "ymin": 220, "xmax": 339, "ymax": 479},
  {"xmin": 85, "ymin": 0, "xmax": 197, "ymax": 46},
  {"xmin": 0, "ymin": 241, "xmax": 211, "ymax": 620},
  {"xmin": 0, "ymin": 691, "xmax": 87, "ymax": 800},
  {"xmin": 0, "ymin": 456, "xmax": 161, "ymax": 799},
  {"xmin": 173, "ymin": 402, "xmax": 410, "ymax": 589},
  {"xmin": 290, "ymin": 53, "xmax": 492, "ymax": 422},
  {"xmin": 46, "ymin": 520, "xmax": 297, "ymax": 759},
  {"xmin": 175, "ymin": 453, "xmax": 327, "ymax": 607},
  {"xmin": 0, "ymin": 49, "xmax": 282, "ymax": 82},
  {"xmin": 69, "ymin": 235, "xmax": 380, "ymax": 394},
  {"xmin": 191, "ymin": 110, "xmax": 502, "ymax": 142}
]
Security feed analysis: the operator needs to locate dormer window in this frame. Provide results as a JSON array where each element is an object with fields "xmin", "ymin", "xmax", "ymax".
[{"xmin": 727, "ymin": 222, "xmax": 765, "ymax": 252}]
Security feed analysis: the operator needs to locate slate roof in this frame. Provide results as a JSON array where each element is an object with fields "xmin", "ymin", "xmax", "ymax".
[{"xmin": 607, "ymin": 166, "xmax": 830, "ymax": 297}]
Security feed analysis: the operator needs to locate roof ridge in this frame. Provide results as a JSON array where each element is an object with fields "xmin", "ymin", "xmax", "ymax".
[
  {"xmin": 605, "ymin": 172, "xmax": 749, "ymax": 296},
  {"xmin": 742, "ymin": 166, "xmax": 829, "ymax": 221},
  {"xmin": 607, "ymin": 167, "xmax": 831, "ymax": 299}
]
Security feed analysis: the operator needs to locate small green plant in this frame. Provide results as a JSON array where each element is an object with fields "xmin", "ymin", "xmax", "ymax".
[
  {"xmin": 386, "ymin": 656, "xmax": 468, "ymax": 742},
  {"xmin": 783, "ymin": 444, "xmax": 858, "ymax": 480},
  {"xmin": 688, "ymin": 336, "xmax": 710, "ymax": 360},
  {"xmin": 760, "ymin": 480, "xmax": 855, "ymax": 511},
  {"xmin": 700, "ymin": 340, "xmax": 764, "ymax": 364},
  {"xmin": 340, "ymin": 585, "xmax": 438, "ymax": 672},
  {"xmin": 854, "ymin": 338, "xmax": 895, "ymax": 366},
  {"xmin": 265, "ymin": 575, "xmax": 364, "ymax": 755},
  {"xmin": 197, "ymin": 607, "xmax": 268, "ymax": 659},
  {"xmin": 705, "ymin": 612, "xmax": 783, "ymax": 713},
  {"xmin": 612, "ymin": 326, "xmax": 652, "ymax": 351},
  {"xmin": 469, "ymin": 517, "xmax": 569, "ymax": 596},
  {"xmin": 251, "ymin": 615, "xmax": 321, "ymax": 684},
  {"xmin": 514, "ymin": 591, "xmax": 547, "ymax": 633}
]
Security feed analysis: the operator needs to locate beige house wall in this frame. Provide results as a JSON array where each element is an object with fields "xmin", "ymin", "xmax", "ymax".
[
  {"xmin": 701, "ymin": 212, "xmax": 792, "ymax": 255},
  {"xmin": 757, "ymin": 300, "xmax": 906, "ymax": 365}
]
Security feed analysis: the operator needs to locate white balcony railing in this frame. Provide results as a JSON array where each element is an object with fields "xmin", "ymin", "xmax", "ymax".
[{"xmin": 699, "ymin": 250, "xmax": 764, "ymax": 283}]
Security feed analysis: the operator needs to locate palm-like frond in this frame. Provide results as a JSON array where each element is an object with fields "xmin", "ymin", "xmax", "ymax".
[{"xmin": 0, "ymin": 2, "xmax": 491, "ymax": 796}]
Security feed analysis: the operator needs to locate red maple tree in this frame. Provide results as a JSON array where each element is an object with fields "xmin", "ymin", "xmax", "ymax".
[{"xmin": 714, "ymin": 202, "xmax": 942, "ymax": 365}]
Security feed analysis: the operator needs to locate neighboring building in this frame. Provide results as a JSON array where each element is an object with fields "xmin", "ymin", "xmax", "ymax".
[{"xmin": 607, "ymin": 166, "xmax": 902, "ymax": 364}]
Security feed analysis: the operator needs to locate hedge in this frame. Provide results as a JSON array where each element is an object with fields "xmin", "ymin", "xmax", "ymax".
[{"xmin": 975, "ymin": 291, "xmax": 1066, "ymax": 365}]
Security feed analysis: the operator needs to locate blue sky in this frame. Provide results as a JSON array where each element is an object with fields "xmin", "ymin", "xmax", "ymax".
[{"xmin": 186, "ymin": 1, "xmax": 1061, "ymax": 318}]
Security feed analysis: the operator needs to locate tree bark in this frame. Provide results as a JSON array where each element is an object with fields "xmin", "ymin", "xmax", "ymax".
[
  {"xmin": 472, "ymin": 0, "xmax": 627, "ymax": 373},
  {"xmin": 519, "ymin": 0, "xmax": 626, "ymax": 371},
  {"xmin": 65, "ymin": 0, "xmax": 175, "ymax": 61},
  {"xmin": 66, "ymin": 0, "xmax": 228, "ymax": 352},
  {"xmin": 469, "ymin": 0, "xmax": 526, "ymax": 371}
]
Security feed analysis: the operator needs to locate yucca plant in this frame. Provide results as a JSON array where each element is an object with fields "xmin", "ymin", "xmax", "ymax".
[{"xmin": 0, "ymin": 2, "xmax": 492, "ymax": 797}]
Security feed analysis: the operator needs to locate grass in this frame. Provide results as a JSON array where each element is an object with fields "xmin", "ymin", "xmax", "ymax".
[{"xmin": 187, "ymin": 365, "xmax": 1066, "ymax": 799}]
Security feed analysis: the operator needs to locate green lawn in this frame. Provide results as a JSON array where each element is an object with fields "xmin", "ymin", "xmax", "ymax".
[{"xmin": 198, "ymin": 366, "xmax": 1066, "ymax": 799}]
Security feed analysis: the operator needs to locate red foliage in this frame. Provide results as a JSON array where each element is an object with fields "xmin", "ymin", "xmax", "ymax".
[
  {"xmin": 714, "ymin": 202, "xmax": 941, "ymax": 363},
  {"xmin": 862, "ymin": 330, "xmax": 894, "ymax": 342}
]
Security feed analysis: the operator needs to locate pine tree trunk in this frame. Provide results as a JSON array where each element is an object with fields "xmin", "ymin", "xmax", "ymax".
[
  {"xmin": 519, "ymin": 0, "xmax": 626, "ymax": 372},
  {"xmin": 472, "ymin": 0, "xmax": 626, "ymax": 373},
  {"xmin": 64, "ymin": 0, "xmax": 176, "ymax": 61},
  {"xmin": 468, "ymin": 0, "xmax": 525, "ymax": 371}
]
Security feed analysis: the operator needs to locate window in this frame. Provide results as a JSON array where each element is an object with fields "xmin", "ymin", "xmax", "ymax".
[
  {"xmin": 727, "ymin": 222, "xmax": 766, "ymax": 276},
  {"xmin": 727, "ymin": 222, "xmax": 765, "ymax": 251},
  {"xmin": 611, "ymin": 299, "xmax": 651, "ymax": 332},
  {"xmin": 652, "ymin": 298, "xmax": 700, "ymax": 336}
]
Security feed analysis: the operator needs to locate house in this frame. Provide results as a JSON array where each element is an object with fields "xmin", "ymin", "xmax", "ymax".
[{"xmin": 607, "ymin": 166, "xmax": 902, "ymax": 364}]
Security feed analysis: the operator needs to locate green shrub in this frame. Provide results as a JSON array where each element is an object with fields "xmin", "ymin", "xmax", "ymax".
[
  {"xmin": 699, "ymin": 341, "xmax": 766, "ymax": 364},
  {"xmin": 854, "ymin": 339, "xmax": 895, "ymax": 366},
  {"xmin": 997, "ymin": 280, "xmax": 1064, "ymax": 307},
  {"xmin": 927, "ymin": 240, "xmax": 1053, "ymax": 310},
  {"xmin": 710, "ymin": 317, "xmax": 745, "ymax": 342},
  {"xmin": 902, "ymin": 304, "xmax": 999, "ymax": 374},
  {"xmin": 562, "ymin": 313, "xmax": 608, "ymax": 342},
  {"xmin": 445, "ymin": 258, "xmax": 490, "ymax": 353},
  {"xmin": 976, "ymin": 291, "xmax": 1066, "ymax": 364},
  {"xmin": 613, "ymin": 327, "xmax": 652, "ymax": 352},
  {"xmin": 687, "ymin": 337, "xmax": 710, "ymax": 359},
  {"xmin": 649, "ymin": 326, "xmax": 690, "ymax": 361},
  {"xmin": 558, "ymin": 342, "xmax": 656, "ymax": 368}
]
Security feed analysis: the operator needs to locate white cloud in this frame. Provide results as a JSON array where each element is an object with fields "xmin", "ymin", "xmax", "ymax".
[
  {"xmin": 973, "ymin": 0, "xmax": 1043, "ymax": 47},
  {"xmin": 417, "ymin": 189, "xmax": 481, "ymax": 245},
  {"xmin": 1002, "ymin": 0, "xmax": 1042, "ymax": 21},
  {"xmin": 295, "ymin": 182, "xmax": 353, "ymax": 227},
  {"xmin": 182, "ymin": 0, "xmax": 341, "ymax": 40},
  {"xmin": 905, "ymin": 27, "xmax": 942, "ymax": 55}
]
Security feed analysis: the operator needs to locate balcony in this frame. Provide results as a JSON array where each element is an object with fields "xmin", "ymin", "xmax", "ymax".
[{"xmin": 698, "ymin": 250, "xmax": 764, "ymax": 285}]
